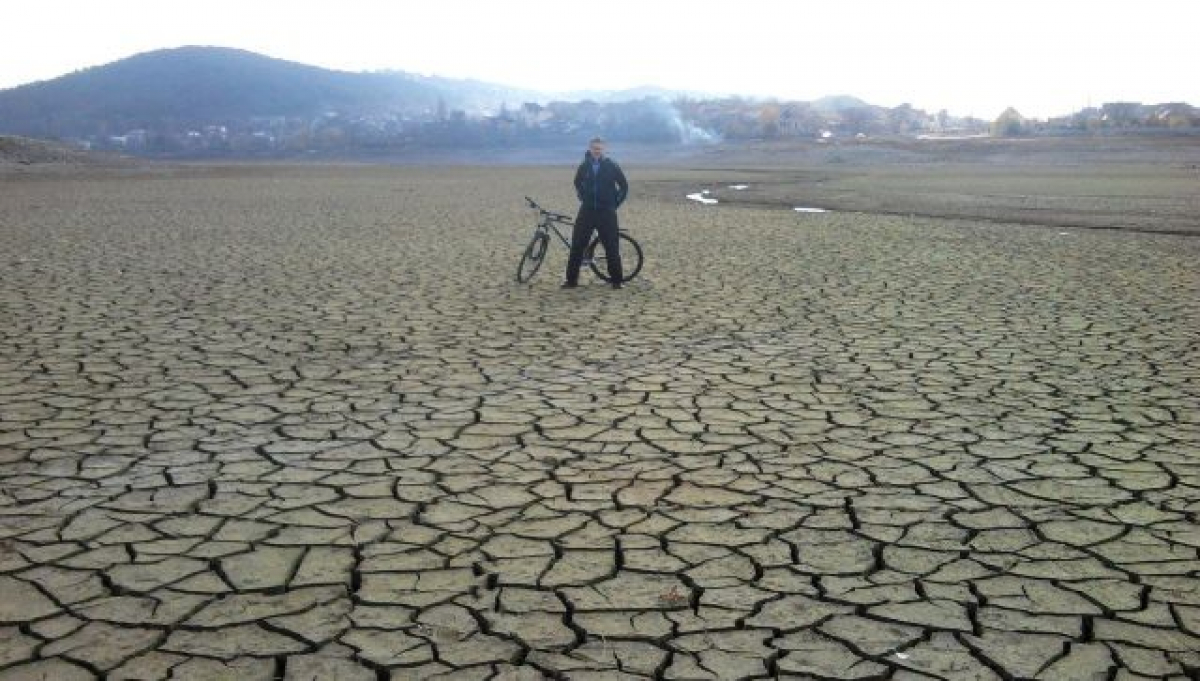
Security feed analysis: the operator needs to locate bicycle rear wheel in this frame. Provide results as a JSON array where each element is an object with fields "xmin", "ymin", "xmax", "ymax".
[
  {"xmin": 516, "ymin": 232, "xmax": 549, "ymax": 283},
  {"xmin": 587, "ymin": 232, "xmax": 643, "ymax": 283}
]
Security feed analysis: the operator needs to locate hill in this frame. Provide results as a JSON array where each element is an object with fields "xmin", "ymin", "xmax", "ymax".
[
  {"xmin": 811, "ymin": 94, "xmax": 872, "ymax": 112},
  {"xmin": 0, "ymin": 47, "xmax": 708, "ymax": 143},
  {"xmin": 0, "ymin": 47, "xmax": 746, "ymax": 155},
  {"xmin": 0, "ymin": 47, "xmax": 460, "ymax": 139}
]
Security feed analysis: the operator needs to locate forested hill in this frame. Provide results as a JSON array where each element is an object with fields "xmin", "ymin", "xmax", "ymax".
[{"xmin": 0, "ymin": 46, "xmax": 524, "ymax": 138}]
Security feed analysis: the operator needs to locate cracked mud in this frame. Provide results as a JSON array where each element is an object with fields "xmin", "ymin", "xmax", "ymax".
[{"xmin": 1, "ymin": 166, "xmax": 1198, "ymax": 680}]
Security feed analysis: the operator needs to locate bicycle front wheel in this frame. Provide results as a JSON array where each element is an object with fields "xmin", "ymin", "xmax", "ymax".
[
  {"xmin": 587, "ymin": 232, "xmax": 643, "ymax": 283},
  {"xmin": 516, "ymin": 232, "xmax": 549, "ymax": 283}
]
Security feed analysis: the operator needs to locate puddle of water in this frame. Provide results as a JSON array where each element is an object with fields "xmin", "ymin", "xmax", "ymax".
[
  {"xmin": 794, "ymin": 207, "xmax": 828, "ymax": 213},
  {"xmin": 687, "ymin": 191, "xmax": 718, "ymax": 205}
]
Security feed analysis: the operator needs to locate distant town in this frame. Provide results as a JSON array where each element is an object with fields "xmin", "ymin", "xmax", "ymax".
[{"xmin": 88, "ymin": 98, "xmax": 1200, "ymax": 158}]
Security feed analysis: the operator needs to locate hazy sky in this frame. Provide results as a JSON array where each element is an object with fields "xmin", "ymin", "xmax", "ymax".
[{"xmin": 4, "ymin": 0, "xmax": 1197, "ymax": 118}]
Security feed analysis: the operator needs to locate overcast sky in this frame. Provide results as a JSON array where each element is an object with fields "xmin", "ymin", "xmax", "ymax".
[{"xmin": 4, "ymin": 0, "xmax": 1197, "ymax": 119}]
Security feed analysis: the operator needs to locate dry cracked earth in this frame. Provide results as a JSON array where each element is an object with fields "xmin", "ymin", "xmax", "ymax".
[{"xmin": 1, "ymin": 166, "xmax": 1198, "ymax": 680}]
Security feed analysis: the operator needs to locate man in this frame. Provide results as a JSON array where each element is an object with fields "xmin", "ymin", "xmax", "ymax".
[{"xmin": 564, "ymin": 137, "xmax": 628, "ymax": 289}]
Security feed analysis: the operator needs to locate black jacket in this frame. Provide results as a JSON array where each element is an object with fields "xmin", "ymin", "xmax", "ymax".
[{"xmin": 574, "ymin": 153, "xmax": 628, "ymax": 211}]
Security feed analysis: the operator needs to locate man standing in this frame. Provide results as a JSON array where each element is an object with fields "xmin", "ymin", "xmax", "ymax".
[{"xmin": 564, "ymin": 137, "xmax": 628, "ymax": 289}]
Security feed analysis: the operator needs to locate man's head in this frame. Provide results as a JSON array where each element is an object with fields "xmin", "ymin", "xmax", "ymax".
[{"xmin": 588, "ymin": 137, "xmax": 606, "ymax": 161}]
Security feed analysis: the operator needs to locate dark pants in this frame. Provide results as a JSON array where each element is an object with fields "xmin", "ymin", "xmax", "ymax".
[{"xmin": 566, "ymin": 206, "xmax": 622, "ymax": 284}]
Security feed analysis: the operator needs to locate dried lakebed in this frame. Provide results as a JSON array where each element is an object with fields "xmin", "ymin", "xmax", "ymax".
[{"xmin": 0, "ymin": 165, "xmax": 1198, "ymax": 680}]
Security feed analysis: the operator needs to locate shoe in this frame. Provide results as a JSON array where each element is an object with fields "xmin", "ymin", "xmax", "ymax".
[
  {"xmin": 561, "ymin": 281, "xmax": 578, "ymax": 289},
  {"xmin": 611, "ymin": 281, "xmax": 623, "ymax": 290}
]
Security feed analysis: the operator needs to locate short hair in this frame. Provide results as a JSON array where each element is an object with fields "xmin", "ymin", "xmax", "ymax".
[{"xmin": 589, "ymin": 137, "xmax": 606, "ymax": 146}]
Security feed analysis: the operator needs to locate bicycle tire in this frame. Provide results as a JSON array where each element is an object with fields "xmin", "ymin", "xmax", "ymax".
[
  {"xmin": 587, "ymin": 232, "xmax": 643, "ymax": 283},
  {"xmin": 516, "ymin": 232, "xmax": 549, "ymax": 283}
]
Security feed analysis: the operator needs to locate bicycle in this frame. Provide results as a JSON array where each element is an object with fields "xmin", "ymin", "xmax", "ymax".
[{"xmin": 516, "ymin": 196, "xmax": 644, "ymax": 284}]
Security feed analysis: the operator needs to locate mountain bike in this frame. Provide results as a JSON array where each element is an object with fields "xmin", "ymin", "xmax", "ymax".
[{"xmin": 516, "ymin": 197, "xmax": 644, "ymax": 284}]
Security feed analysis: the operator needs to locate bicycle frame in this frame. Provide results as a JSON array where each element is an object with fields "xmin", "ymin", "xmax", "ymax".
[
  {"xmin": 539, "ymin": 217, "xmax": 573, "ymax": 249},
  {"xmin": 527, "ymin": 197, "xmax": 578, "ymax": 251}
]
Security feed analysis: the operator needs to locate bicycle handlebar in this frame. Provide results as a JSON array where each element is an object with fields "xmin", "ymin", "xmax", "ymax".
[{"xmin": 525, "ymin": 196, "xmax": 572, "ymax": 223}]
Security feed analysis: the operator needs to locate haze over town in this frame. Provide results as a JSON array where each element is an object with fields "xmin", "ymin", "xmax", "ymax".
[{"xmin": 4, "ymin": 0, "xmax": 1198, "ymax": 119}]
